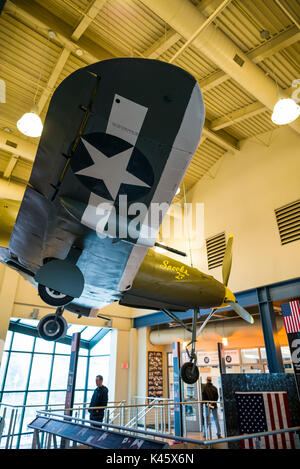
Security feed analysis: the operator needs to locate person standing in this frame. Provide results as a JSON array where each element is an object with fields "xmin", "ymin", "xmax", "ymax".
[
  {"xmin": 202, "ymin": 376, "xmax": 221, "ymax": 439},
  {"xmin": 88, "ymin": 375, "xmax": 108, "ymax": 426}
]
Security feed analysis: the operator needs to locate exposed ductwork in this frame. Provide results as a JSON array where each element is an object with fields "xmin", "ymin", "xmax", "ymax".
[
  {"xmin": 150, "ymin": 327, "xmax": 193, "ymax": 345},
  {"xmin": 149, "ymin": 315, "xmax": 265, "ymax": 345},
  {"xmin": 139, "ymin": 0, "xmax": 300, "ymax": 134}
]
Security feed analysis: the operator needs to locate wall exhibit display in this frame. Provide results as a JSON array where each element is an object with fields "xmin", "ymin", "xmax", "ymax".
[
  {"xmin": 224, "ymin": 349, "xmax": 240, "ymax": 365},
  {"xmin": 147, "ymin": 351, "xmax": 163, "ymax": 398},
  {"xmin": 197, "ymin": 351, "xmax": 219, "ymax": 366},
  {"xmin": 281, "ymin": 300, "xmax": 300, "ymax": 399}
]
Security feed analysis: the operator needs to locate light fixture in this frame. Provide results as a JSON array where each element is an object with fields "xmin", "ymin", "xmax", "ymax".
[
  {"xmin": 17, "ymin": 104, "xmax": 43, "ymax": 137},
  {"xmin": 271, "ymin": 97, "xmax": 300, "ymax": 125},
  {"xmin": 176, "ymin": 187, "xmax": 181, "ymax": 195},
  {"xmin": 48, "ymin": 30, "xmax": 56, "ymax": 39},
  {"xmin": 222, "ymin": 337, "xmax": 228, "ymax": 346}
]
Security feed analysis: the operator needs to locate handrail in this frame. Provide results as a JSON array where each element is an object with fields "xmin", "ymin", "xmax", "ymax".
[
  {"xmin": 34, "ymin": 410, "xmax": 206, "ymax": 446},
  {"xmin": 126, "ymin": 397, "xmax": 162, "ymax": 428},
  {"xmin": 35, "ymin": 410, "xmax": 300, "ymax": 447},
  {"xmin": 202, "ymin": 427, "xmax": 300, "ymax": 445},
  {"xmin": 0, "ymin": 401, "xmax": 124, "ymax": 409},
  {"xmin": 51, "ymin": 400, "xmax": 220, "ymax": 413},
  {"xmin": 133, "ymin": 396, "xmax": 172, "ymax": 401},
  {"xmin": 0, "ymin": 399, "xmax": 212, "ymax": 412}
]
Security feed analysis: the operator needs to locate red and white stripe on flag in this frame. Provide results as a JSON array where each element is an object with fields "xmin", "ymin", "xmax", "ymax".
[
  {"xmin": 283, "ymin": 300, "xmax": 300, "ymax": 334},
  {"xmin": 242, "ymin": 392, "xmax": 295, "ymax": 449}
]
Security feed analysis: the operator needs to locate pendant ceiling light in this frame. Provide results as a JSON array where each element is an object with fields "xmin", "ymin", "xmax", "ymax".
[
  {"xmin": 17, "ymin": 104, "xmax": 43, "ymax": 137},
  {"xmin": 271, "ymin": 97, "xmax": 300, "ymax": 126}
]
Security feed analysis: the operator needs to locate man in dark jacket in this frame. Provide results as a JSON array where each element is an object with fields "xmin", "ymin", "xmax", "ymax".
[
  {"xmin": 202, "ymin": 377, "xmax": 221, "ymax": 439},
  {"xmin": 88, "ymin": 375, "xmax": 108, "ymax": 426}
]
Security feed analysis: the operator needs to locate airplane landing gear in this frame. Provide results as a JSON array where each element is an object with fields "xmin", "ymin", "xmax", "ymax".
[
  {"xmin": 38, "ymin": 284, "xmax": 74, "ymax": 307},
  {"xmin": 162, "ymin": 308, "xmax": 200, "ymax": 384},
  {"xmin": 35, "ymin": 250, "xmax": 84, "ymax": 307},
  {"xmin": 180, "ymin": 361, "xmax": 199, "ymax": 384},
  {"xmin": 37, "ymin": 307, "xmax": 68, "ymax": 341},
  {"xmin": 180, "ymin": 308, "xmax": 199, "ymax": 384}
]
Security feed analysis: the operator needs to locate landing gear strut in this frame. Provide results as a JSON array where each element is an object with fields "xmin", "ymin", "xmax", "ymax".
[
  {"xmin": 162, "ymin": 308, "xmax": 199, "ymax": 384},
  {"xmin": 181, "ymin": 308, "xmax": 199, "ymax": 384},
  {"xmin": 37, "ymin": 307, "xmax": 68, "ymax": 341}
]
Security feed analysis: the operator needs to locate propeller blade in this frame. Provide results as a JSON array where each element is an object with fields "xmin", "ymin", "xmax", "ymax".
[
  {"xmin": 222, "ymin": 234, "xmax": 233, "ymax": 287},
  {"xmin": 226, "ymin": 300, "xmax": 254, "ymax": 324}
]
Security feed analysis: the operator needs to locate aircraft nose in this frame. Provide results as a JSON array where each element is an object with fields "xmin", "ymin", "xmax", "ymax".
[{"xmin": 224, "ymin": 286, "xmax": 236, "ymax": 304}]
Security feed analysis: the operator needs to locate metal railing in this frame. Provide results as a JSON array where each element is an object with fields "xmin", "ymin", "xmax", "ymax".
[
  {"xmin": 128, "ymin": 396, "xmax": 172, "ymax": 434},
  {"xmin": 32, "ymin": 409, "xmax": 300, "ymax": 450},
  {"xmin": 0, "ymin": 400, "xmax": 123, "ymax": 449},
  {"xmin": 2, "ymin": 398, "xmax": 298, "ymax": 449},
  {"xmin": 0, "ymin": 398, "xmax": 220, "ymax": 448}
]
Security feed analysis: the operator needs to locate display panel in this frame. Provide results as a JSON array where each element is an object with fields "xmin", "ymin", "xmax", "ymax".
[{"xmin": 148, "ymin": 351, "xmax": 163, "ymax": 398}]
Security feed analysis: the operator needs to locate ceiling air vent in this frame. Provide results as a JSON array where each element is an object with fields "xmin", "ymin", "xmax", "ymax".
[
  {"xmin": 233, "ymin": 54, "xmax": 244, "ymax": 67},
  {"xmin": 206, "ymin": 231, "xmax": 226, "ymax": 270},
  {"xmin": 275, "ymin": 199, "xmax": 300, "ymax": 245},
  {"xmin": 5, "ymin": 140, "xmax": 17, "ymax": 149}
]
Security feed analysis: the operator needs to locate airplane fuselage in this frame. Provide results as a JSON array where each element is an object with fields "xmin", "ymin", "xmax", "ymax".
[{"xmin": 119, "ymin": 248, "xmax": 227, "ymax": 311}]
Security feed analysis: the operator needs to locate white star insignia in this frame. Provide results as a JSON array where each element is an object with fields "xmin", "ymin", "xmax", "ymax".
[{"xmin": 76, "ymin": 138, "xmax": 150, "ymax": 200}]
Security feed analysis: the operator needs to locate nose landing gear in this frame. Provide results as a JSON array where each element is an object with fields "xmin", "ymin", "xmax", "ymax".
[{"xmin": 37, "ymin": 307, "xmax": 68, "ymax": 341}]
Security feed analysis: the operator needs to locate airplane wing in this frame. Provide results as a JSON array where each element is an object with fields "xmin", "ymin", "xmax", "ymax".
[{"xmin": 6, "ymin": 58, "xmax": 205, "ymax": 314}]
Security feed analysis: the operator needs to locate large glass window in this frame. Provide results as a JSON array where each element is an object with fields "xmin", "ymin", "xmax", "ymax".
[
  {"xmin": 28, "ymin": 355, "xmax": 52, "ymax": 390},
  {"xmin": 0, "ymin": 321, "xmax": 112, "ymax": 448},
  {"xmin": 50, "ymin": 355, "xmax": 70, "ymax": 390},
  {"xmin": 88, "ymin": 356, "xmax": 109, "ymax": 389},
  {"xmin": 4, "ymin": 353, "xmax": 31, "ymax": 391}
]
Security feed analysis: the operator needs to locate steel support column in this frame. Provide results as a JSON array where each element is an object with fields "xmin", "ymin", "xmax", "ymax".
[
  {"xmin": 172, "ymin": 342, "xmax": 183, "ymax": 437},
  {"xmin": 256, "ymin": 286, "xmax": 284, "ymax": 373}
]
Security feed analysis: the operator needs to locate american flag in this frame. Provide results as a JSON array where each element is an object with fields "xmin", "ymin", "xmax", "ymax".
[
  {"xmin": 281, "ymin": 300, "xmax": 300, "ymax": 334},
  {"xmin": 236, "ymin": 392, "xmax": 295, "ymax": 449}
]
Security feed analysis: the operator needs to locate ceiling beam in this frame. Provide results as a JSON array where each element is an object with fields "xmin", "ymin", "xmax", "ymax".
[
  {"xmin": 248, "ymin": 26, "xmax": 300, "ymax": 63},
  {"xmin": 199, "ymin": 26, "xmax": 300, "ymax": 92},
  {"xmin": 36, "ymin": 1, "xmax": 109, "ymax": 115},
  {"xmin": 5, "ymin": 0, "xmax": 114, "ymax": 63},
  {"xmin": 0, "ymin": 129, "xmax": 37, "ymax": 162},
  {"xmin": 210, "ymin": 85, "xmax": 295, "ymax": 131},
  {"xmin": 203, "ymin": 119, "xmax": 239, "ymax": 151},
  {"xmin": 274, "ymin": 0, "xmax": 300, "ymax": 30},
  {"xmin": 168, "ymin": 0, "xmax": 232, "ymax": 64},
  {"xmin": 71, "ymin": 0, "xmax": 107, "ymax": 41},
  {"xmin": 37, "ymin": 48, "xmax": 70, "ymax": 114},
  {"xmin": 4, "ymin": 0, "xmax": 239, "ymax": 154},
  {"xmin": 3, "ymin": 154, "xmax": 19, "ymax": 179},
  {"xmin": 210, "ymin": 102, "xmax": 267, "ymax": 131},
  {"xmin": 144, "ymin": 29, "xmax": 181, "ymax": 59}
]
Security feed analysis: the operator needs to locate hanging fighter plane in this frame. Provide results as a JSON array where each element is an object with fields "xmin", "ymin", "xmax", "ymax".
[{"xmin": 0, "ymin": 58, "xmax": 254, "ymax": 383}]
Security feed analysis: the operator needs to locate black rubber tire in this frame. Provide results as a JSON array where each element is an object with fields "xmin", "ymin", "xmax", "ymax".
[
  {"xmin": 38, "ymin": 283, "xmax": 74, "ymax": 307},
  {"xmin": 180, "ymin": 362, "xmax": 199, "ymax": 384},
  {"xmin": 37, "ymin": 314, "xmax": 68, "ymax": 341}
]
